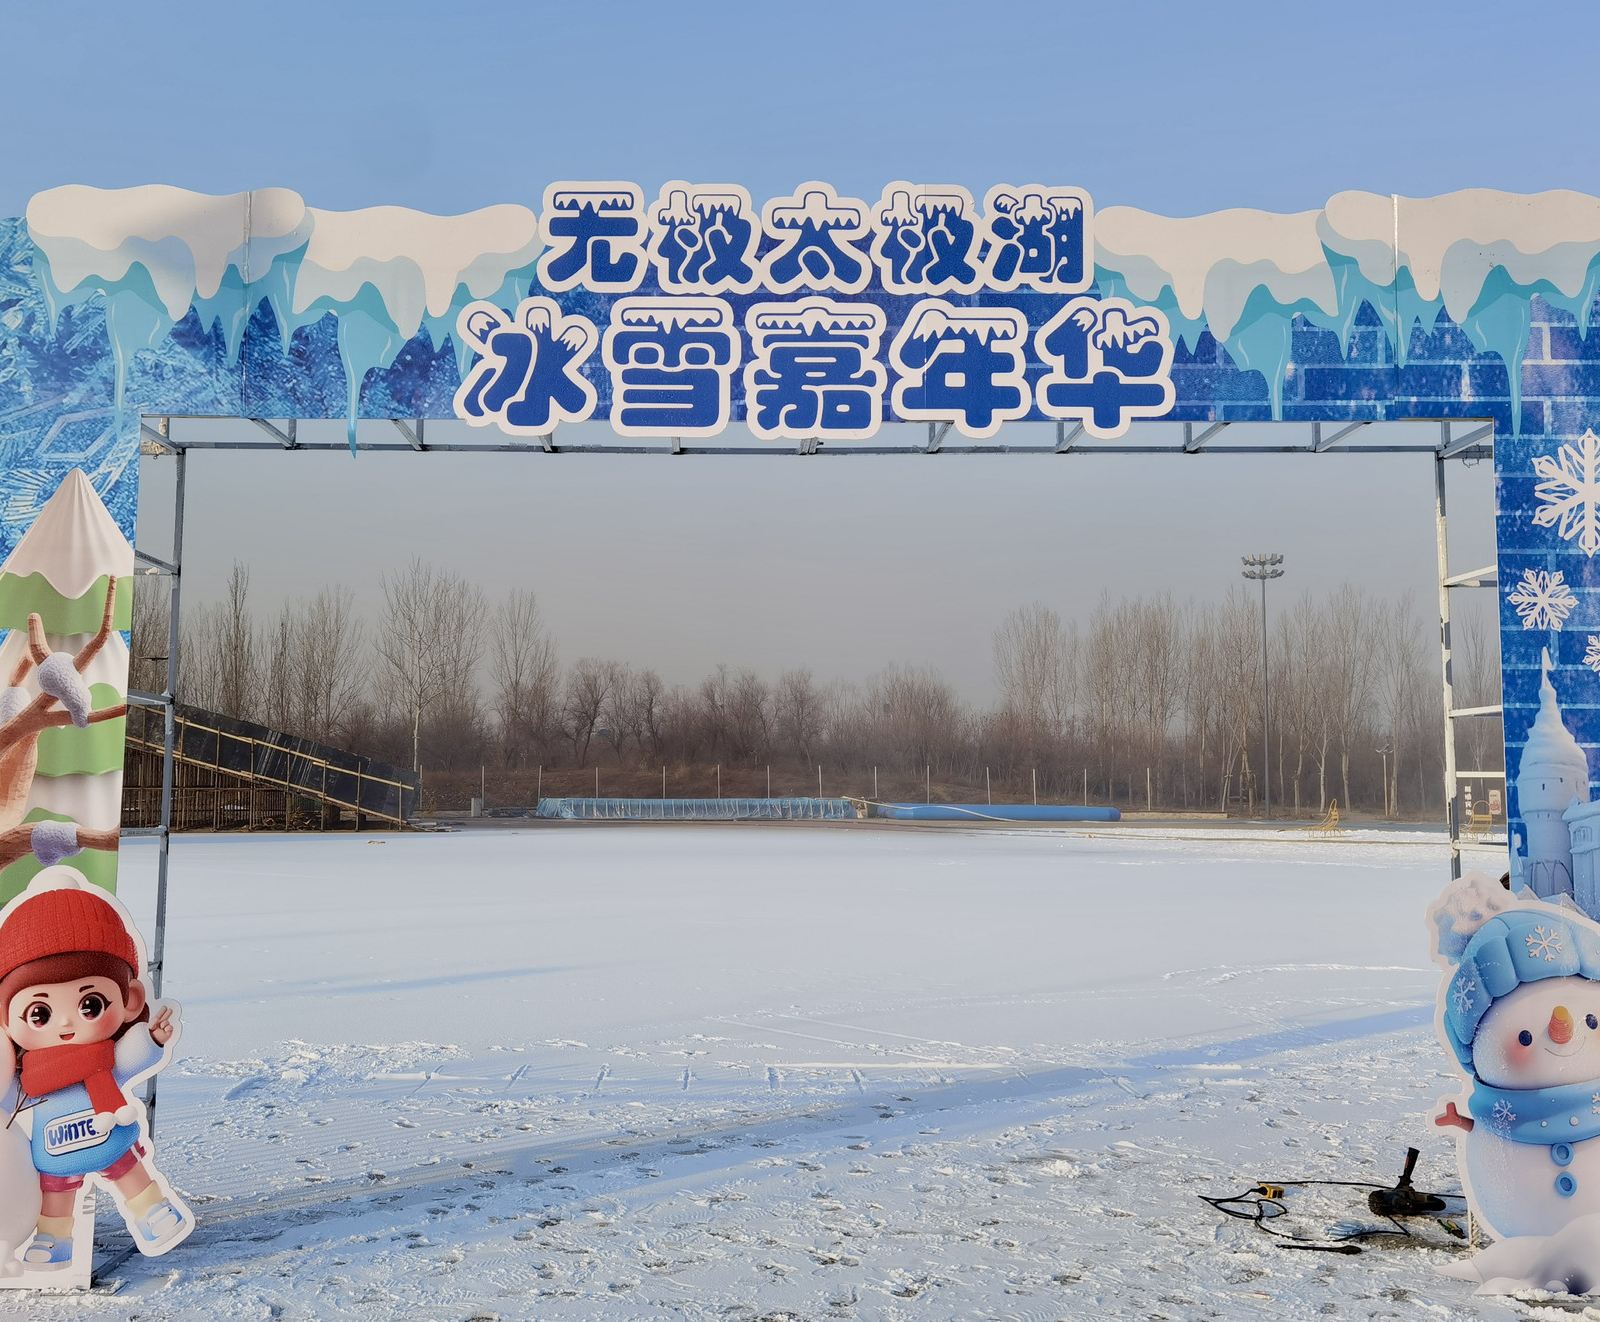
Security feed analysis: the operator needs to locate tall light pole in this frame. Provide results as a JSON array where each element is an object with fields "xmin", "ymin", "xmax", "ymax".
[{"xmin": 1241, "ymin": 554, "xmax": 1285, "ymax": 818}]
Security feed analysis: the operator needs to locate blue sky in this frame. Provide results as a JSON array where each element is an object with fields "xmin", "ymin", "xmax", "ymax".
[
  {"xmin": 6, "ymin": 1, "xmax": 1592, "ymax": 217},
  {"xmin": 17, "ymin": 0, "xmax": 1555, "ymax": 697}
]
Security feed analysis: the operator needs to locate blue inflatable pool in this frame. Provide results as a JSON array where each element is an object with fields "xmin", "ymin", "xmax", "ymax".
[{"xmin": 873, "ymin": 803, "xmax": 1120, "ymax": 823}]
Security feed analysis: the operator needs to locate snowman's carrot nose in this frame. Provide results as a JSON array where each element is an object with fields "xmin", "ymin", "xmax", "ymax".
[{"xmin": 1550, "ymin": 1006, "xmax": 1575, "ymax": 1044}]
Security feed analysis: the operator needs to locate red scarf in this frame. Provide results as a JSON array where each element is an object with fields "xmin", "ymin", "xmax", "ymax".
[{"xmin": 20, "ymin": 1041, "xmax": 124, "ymax": 1117}]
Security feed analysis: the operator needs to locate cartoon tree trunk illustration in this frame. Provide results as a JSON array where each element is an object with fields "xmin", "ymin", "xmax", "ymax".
[{"xmin": 0, "ymin": 579, "xmax": 125, "ymax": 868}]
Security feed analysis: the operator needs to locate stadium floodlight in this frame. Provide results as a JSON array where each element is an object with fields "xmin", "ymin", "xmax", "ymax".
[{"xmin": 1241, "ymin": 554, "xmax": 1286, "ymax": 818}]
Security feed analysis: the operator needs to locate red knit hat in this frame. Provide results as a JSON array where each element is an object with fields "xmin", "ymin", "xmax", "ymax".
[{"xmin": 0, "ymin": 878, "xmax": 138, "ymax": 983}]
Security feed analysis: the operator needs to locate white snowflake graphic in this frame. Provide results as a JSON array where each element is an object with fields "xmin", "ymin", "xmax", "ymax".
[
  {"xmin": 1587, "ymin": 636, "xmax": 1600, "ymax": 674},
  {"xmin": 1591, "ymin": 1091, "xmax": 1600, "ymax": 1116},
  {"xmin": 1492, "ymin": 1098, "xmax": 1517, "ymax": 1132},
  {"xmin": 1534, "ymin": 430, "xmax": 1600, "ymax": 556},
  {"xmin": 1450, "ymin": 974, "xmax": 1477, "ymax": 1017},
  {"xmin": 1526, "ymin": 924, "xmax": 1566, "ymax": 962},
  {"xmin": 1509, "ymin": 569, "xmax": 1578, "ymax": 631}
]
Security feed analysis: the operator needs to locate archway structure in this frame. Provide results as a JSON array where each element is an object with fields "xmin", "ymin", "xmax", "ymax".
[{"xmin": 0, "ymin": 180, "xmax": 1594, "ymax": 1281}]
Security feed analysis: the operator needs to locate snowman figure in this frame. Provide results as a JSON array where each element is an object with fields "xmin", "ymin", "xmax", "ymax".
[
  {"xmin": 0, "ymin": 1029, "xmax": 42, "ymax": 1276},
  {"xmin": 1434, "ymin": 881, "xmax": 1600, "ymax": 1240}
]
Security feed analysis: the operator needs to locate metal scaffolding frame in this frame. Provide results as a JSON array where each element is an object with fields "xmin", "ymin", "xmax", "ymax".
[
  {"xmin": 123, "ymin": 411, "xmax": 1503, "ymax": 1117},
  {"xmin": 136, "ymin": 414, "xmax": 1496, "ymax": 458}
]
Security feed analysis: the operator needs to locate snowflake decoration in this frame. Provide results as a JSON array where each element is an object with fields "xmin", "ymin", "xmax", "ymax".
[
  {"xmin": 1450, "ymin": 973, "xmax": 1478, "ymax": 1017},
  {"xmin": 1533, "ymin": 430, "xmax": 1600, "ymax": 556},
  {"xmin": 1526, "ymin": 924, "xmax": 1566, "ymax": 962},
  {"xmin": 1492, "ymin": 1098, "xmax": 1517, "ymax": 1133},
  {"xmin": 1591, "ymin": 1091, "xmax": 1600, "ymax": 1116},
  {"xmin": 1509, "ymin": 569, "xmax": 1578, "ymax": 631},
  {"xmin": 1587, "ymin": 636, "xmax": 1600, "ymax": 674}
]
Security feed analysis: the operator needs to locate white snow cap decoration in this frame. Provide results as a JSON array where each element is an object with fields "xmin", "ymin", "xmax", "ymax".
[
  {"xmin": 28, "ymin": 820, "xmax": 81, "ymax": 869},
  {"xmin": 35, "ymin": 652, "xmax": 91, "ymax": 727},
  {"xmin": 26, "ymin": 185, "xmax": 310, "ymax": 322},
  {"xmin": 1432, "ymin": 871, "xmax": 1515, "ymax": 962},
  {"xmin": 0, "ymin": 687, "xmax": 25, "ymax": 726},
  {"xmin": 295, "ymin": 204, "xmax": 541, "ymax": 339},
  {"xmin": 1094, "ymin": 206, "xmax": 1335, "ymax": 341},
  {"xmin": 1333, "ymin": 190, "xmax": 1600, "ymax": 322}
]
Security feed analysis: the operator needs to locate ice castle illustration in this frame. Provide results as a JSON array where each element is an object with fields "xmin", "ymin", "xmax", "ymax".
[{"xmin": 1514, "ymin": 649, "xmax": 1600, "ymax": 918}]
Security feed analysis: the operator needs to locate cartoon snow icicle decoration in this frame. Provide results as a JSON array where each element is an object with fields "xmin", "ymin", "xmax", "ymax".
[{"xmin": 0, "ymin": 869, "xmax": 191, "ymax": 1271}]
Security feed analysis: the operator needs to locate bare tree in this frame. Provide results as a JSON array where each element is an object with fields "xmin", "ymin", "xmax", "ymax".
[
  {"xmin": 563, "ymin": 659, "xmax": 615, "ymax": 767},
  {"xmin": 377, "ymin": 559, "xmax": 454, "ymax": 772},
  {"xmin": 292, "ymin": 587, "xmax": 365, "ymax": 744},
  {"xmin": 606, "ymin": 667, "xmax": 666, "ymax": 759},
  {"xmin": 1132, "ymin": 595, "xmax": 1181, "ymax": 804},
  {"xmin": 1374, "ymin": 594, "xmax": 1424, "ymax": 816},
  {"xmin": 869, "ymin": 664, "xmax": 965, "ymax": 776},
  {"xmin": 489, "ymin": 589, "xmax": 559, "ymax": 766},
  {"xmin": 1275, "ymin": 596, "xmax": 1324, "ymax": 814},
  {"xmin": 727, "ymin": 669, "xmax": 772, "ymax": 763},
  {"xmin": 1212, "ymin": 589, "xmax": 1261, "ymax": 811},
  {"xmin": 259, "ymin": 603, "xmax": 294, "ymax": 734},
  {"xmin": 214, "ymin": 563, "xmax": 257, "ymax": 721},
  {"xmin": 1323, "ymin": 584, "xmax": 1378, "ymax": 813},
  {"xmin": 696, "ymin": 664, "xmax": 731, "ymax": 757},
  {"xmin": 775, "ymin": 668, "xmax": 825, "ymax": 763},
  {"xmin": 128, "ymin": 577, "xmax": 169, "ymax": 699},
  {"xmin": 181, "ymin": 562, "xmax": 258, "ymax": 721}
]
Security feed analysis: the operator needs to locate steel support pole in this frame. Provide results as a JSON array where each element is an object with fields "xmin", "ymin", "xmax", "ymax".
[
  {"xmin": 1436, "ymin": 449, "xmax": 1462, "ymax": 879},
  {"xmin": 144, "ymin": 434, "xmax": 184, "ymax": 1135}
]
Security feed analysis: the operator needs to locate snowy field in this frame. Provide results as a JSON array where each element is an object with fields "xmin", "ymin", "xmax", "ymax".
[{"xmin": 10, "ymin": 823, "xmax": 1534, "ymax": 1320}]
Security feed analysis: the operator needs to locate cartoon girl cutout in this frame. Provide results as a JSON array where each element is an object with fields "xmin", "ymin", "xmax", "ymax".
[{"xmin": 0, "ymin": 869, "xmax": 191, "ymax": 1269}]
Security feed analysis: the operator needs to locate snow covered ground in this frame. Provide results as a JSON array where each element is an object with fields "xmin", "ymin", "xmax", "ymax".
[{"xmin": 9, "ymin": 823, "xmax": 1539, "ymax": 1320}]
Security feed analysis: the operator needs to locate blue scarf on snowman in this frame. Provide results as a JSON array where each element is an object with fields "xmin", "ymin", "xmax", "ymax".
[{"xmin": 1446, "ymin": 907, "xmax": 1600, "ymax": 1188}]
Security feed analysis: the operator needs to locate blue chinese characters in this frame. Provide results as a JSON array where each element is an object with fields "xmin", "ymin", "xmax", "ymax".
[
  {"xmin": 1035, "ymin": 297, "xmax": 1176, "ymax": 438},
  {"xmin": 646, "ymin": 183, "xmax": 761, "ymax": 294},
  {"xmin": 744, "ymin": 300, "xmax": 887, "ymax": 440},
  {"xmin": 982, "ymin": 186, "xmax": 1091, "ymax": 292},
  {"xmin": 602, "ymin": 299, "xmax": 741, "ymax": 436},
  {"xmin": 760, "ymin": 184, "xmax": 873, "ymax": 295},
  {"xmin": 454, "ymin": 297, "xmax": 599, "ymax": 434},
  {"xmin": 539, "ymin": 183, "xmax": 647, "ymax": 293},
  {"xmin": 890, "ymin": 302, "xmax": 1030, "ymax": 439},
  {"xmin": 454, "ymin": 183, "xmax": 1177, "ymax": 441},
  {"xmin": 871, "ymin": 184, "xmax": 982, "ymax": 295}
]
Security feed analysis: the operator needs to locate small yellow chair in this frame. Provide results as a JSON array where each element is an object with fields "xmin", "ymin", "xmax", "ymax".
[
  {"xmin": 1465, "ymin": 801, "xmax": 1495, "ymax": 839},
  {"xmin": 1303, "ymin": 800, "xmax": 1341, "ymax": 836}
]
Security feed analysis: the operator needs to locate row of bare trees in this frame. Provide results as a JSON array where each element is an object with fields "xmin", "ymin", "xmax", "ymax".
[
  {"xmin": 131, "ymin": 560, "xmax": 1502, "ymax": 816},
  {"xmin": 989, "ymin": 589, "xmax": 1500, "ymax": 815}
]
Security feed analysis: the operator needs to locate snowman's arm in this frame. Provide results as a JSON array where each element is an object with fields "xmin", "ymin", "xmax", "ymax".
[{"xmin": 1435, "ymin": 1100, "xmax": 1474, "ymax": 1132}]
